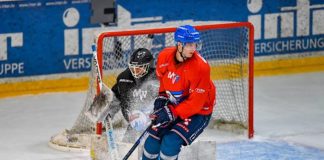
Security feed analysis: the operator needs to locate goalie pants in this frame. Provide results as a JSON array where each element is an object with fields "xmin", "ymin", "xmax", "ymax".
[{"xmin": 142, "ymin": 114, "xmax": 211, "ymax": 160}]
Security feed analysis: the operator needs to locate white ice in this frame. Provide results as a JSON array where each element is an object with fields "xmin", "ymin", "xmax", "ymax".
[{"xmin": 0, "ymin": 72, "xmax": 324, "ymax": 160}]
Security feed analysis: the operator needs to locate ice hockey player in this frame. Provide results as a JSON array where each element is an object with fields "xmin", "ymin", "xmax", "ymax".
[
  {"xmin": 141, "ymin": 25, "xmax": 216, "ymax": 160},
  {"xmin": 107, "ymin": 48, "xmax": 158, "ymax": 142}
]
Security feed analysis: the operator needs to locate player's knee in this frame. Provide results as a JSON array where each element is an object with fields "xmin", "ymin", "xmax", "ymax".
[
  {"xmin": 160, "ymin": 132, "xmax": 183, "ymax": 160},
  {"xmin": 142, "ymin": 135, "xmax": 160, "ymax": 160}
]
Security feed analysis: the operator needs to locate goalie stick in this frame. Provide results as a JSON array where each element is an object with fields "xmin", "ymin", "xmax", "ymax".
[
  {"xmin": 146, "ymin": 34, "xmax": 154, "ymax": 50},
  {"xmin": 91, "ymin": 44, "xmax": 119, "ymax": 160}
]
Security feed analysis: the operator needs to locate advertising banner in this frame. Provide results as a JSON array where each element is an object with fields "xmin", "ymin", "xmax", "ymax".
[
  {"xmin": 1, "ymin": 0, "xmax": 323, "ymax": 78},
  {"xmin": 0, "ymin": 0, "xmax": 100, "ymax": 78}
]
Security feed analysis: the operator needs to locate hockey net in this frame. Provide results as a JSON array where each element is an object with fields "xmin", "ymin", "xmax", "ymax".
[{"xmin": 49, "ymin": 22, "xmax": 254, "ymax": 155}]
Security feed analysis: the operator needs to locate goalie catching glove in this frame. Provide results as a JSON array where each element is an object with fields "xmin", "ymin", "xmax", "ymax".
[
  {"xmin": 150, "ymin": 104, "xmax": 177, "ymax": 128},
  {"xmin": 129, "ymin": 110, "xmax": 150, "ymax": 132}
]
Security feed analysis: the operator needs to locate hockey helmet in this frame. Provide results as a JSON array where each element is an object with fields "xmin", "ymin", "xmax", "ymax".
[
  {"xmin": 129, "ymin": 48, "xmax": 153, "ymax": 78},
  {"xmin": 174, "ymin": 25, "xmax": 200, "ymax": 43}
]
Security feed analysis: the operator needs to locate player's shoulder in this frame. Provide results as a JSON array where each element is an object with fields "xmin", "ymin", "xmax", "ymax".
[
  {"xmin": 193, "ymin": 51, "xmax": 209, "ymax": 65},
  {"xmin": 158, "ymin": 47, "xmax": 177, "ymax": 59},
  {"xmin": 116, "ymin": 68, "xmax": 135, "ymax": 83},
  {"xmin": 190, "ymin": 52, "xmax": 210, "ymax": 72},
  {"xmin": 156, "ymin": 47, "xmax": 176, "ymax": 68}
]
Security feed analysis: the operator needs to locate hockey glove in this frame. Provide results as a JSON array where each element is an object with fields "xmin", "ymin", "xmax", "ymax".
[
  {"xmin": 150, "ymin": 105, "xmax": 177, "ymax": 128},
  {"xmin": 129, "ymin": 110, "xmax": 150, "ymax": 132},
  {"xmin": 85, "ymin": 92, "xmax": 110, "ymax": 122},
  {"xmin": 153, "ymin": 93, "xmax": 169, "ymax": 111}
]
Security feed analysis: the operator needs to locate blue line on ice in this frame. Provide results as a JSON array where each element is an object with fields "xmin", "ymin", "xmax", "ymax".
[{"xmin": 217, "ymin": 140, "xmax": 324, "ymax": 160}]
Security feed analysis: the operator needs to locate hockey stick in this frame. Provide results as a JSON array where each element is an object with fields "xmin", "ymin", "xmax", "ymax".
[
  {"xmin": 91, "ymin": 44, "xmax": 119, "ymax": 160},
  {"xmin": 122, "ymin": 124, "xmax": 153, "ymax": 160},
  {"xmin": 146, "ymin": 34, "xmax": 154, "ymax": 50}
]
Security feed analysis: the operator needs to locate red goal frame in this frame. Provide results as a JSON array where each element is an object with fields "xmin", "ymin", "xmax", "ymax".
[{"xmin": 96, "ymin": 22, "xmax": 254, "ymax": 138}]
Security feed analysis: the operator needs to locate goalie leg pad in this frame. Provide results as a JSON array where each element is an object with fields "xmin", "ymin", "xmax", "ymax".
[{"xmin": 142, "ymin": 135, "xmax": 161, "ymax": 160}]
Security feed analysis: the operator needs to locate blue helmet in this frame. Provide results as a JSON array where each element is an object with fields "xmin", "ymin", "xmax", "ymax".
[{"xmin": 174, "ymin": 25, "xmax": 200, "ymax": 43}]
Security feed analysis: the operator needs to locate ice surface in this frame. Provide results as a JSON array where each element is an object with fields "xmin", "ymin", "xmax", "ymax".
[{"xmin": 0, "ymin": 72, "xmax": 324, "ymax": 159}]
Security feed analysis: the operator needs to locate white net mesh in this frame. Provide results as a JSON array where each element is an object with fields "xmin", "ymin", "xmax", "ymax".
[
  {"xmin": 49, "ymin": 23, "xmax": 254, "ymax": 156},
  {"xmin": 49, "ymin": 58, "xmax": 98, "ymax": 151},
  {"xmin": 99, "ymin": 26, "xmax": 251, "ymax": 125}
]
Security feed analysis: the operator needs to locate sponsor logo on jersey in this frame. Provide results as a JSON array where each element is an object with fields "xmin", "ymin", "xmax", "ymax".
[
  {"xmin": 132, "ymin": 89, "xmax": 147, "ymax": 101},
  {"xmin": 195, "ymin": 88, "xmax": 205, "ymax": 93},
  {"xmin": 167, "ymin": 71, "xmax": 180, "ymax": 84},
  {"xmin": 202, "ymin": 106, "xmax": 209, "ymax": 110},
  {"xmin": 119, "ymin": 79, "xmax": 134, "ymax": 83},
  {"xmin": 176, "ymin": 123, "xmax": 189, "ymax": 132},
  {"xmin": 159, "ymin": 63, "xmax": 169, "ymax": 68},
  {"xmin": 165, "ymin": 106, "xmax": 174, "ymax": 119},
  {"xmin": 183, "ymin": 118, "xmax": 191, "ymax": 126}
]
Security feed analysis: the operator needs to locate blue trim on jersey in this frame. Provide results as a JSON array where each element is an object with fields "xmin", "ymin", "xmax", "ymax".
[
  {"xmin": 169, "ymin": 90, "xmax": 184, "ymax": 104},
  {"xmin": 170, "ymin": 91, "xmax": 183, "ymax": 95}
]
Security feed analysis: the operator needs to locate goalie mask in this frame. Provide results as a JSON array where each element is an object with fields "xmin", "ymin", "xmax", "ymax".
[{"xmin": 129, "ymin": 48, "xmax": 153, "ymax": 79}]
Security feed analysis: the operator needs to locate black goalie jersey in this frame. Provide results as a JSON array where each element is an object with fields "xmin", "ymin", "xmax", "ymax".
[{"xmin": 109, "ymin": 67, "xmax": 158, "ymax": 122}]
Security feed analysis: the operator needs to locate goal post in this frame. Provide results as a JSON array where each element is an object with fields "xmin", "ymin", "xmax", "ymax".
[{"xmin": 48, "ymin": 22, "xmax": 254, "ymax": 153}]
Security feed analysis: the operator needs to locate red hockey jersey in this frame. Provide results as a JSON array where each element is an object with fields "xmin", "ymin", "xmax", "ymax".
[{"xmin": 156, "ymin": 47, "xmax": 216, "ymax": 119}]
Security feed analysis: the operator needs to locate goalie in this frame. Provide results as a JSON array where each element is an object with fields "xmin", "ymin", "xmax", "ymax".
[{"xmin": 87, "ymin": 48, "xmax": 158, "ymax": 142}]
